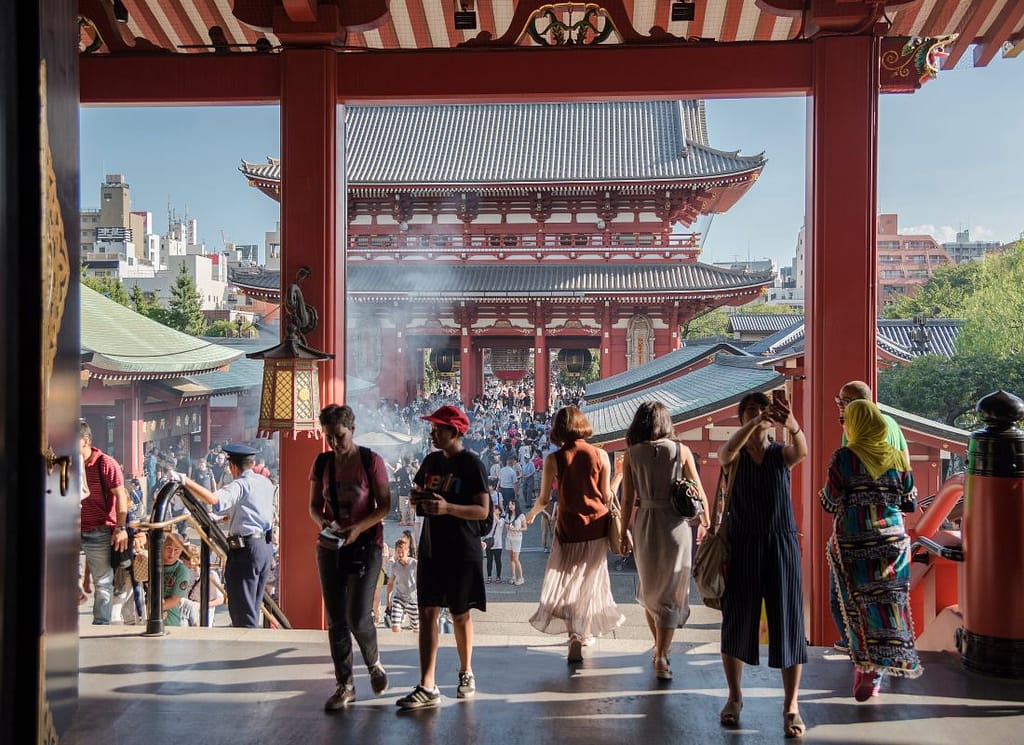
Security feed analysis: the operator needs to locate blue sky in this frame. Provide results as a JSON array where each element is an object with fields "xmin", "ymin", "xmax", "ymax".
[{"xmin": 80, "ymin": 58, "xmax": 1022, "ymax": 269}]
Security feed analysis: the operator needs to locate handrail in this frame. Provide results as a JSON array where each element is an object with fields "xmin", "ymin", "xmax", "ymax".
[
  {"xmin": 142, "ymin": 482, "xmax": 291, "ymax": 634},
  {"xmin": 912, "ymin": 536, "xmax": 964, "ymax": 563}
]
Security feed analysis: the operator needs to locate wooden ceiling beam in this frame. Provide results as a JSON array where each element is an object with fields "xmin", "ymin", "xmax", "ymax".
[
  {"xmin": 972, "ymin": 1, "xmax": 1024, "ymax": 67},
  {"xmin": 82, "ymin": 41, "xmax": 813, "ymax": 106},
  {"xmin": 943, "ymin": 0, "xmax": 999, "ymax": 68}
]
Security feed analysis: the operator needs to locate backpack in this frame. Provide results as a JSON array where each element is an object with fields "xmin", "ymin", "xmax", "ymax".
[{"xmin": 313, "ymin": 447, "xmax": 375, "ymax": 517}]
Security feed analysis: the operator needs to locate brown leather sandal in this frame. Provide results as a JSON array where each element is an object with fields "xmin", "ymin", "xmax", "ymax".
[
  {"xmin": 784, "ymin": 712, "xmax": 806, "ymax": 738},
  {"xmin": 719, "ymin": 699, "xmax": 742, "ymax": 726}
]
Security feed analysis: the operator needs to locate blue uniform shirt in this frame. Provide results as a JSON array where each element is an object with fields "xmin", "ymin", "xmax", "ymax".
[{"xmin": 213, "ymin": 469, "xmax": 276, "ymax": 537}]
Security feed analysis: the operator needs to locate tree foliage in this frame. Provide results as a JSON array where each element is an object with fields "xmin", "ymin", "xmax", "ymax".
[
  {"xmin": 881, "ymin": 260, "xmax": 982, "ymax": 319},
  {"xmin": 878, "ymin": 241, "xmax": 1024, "ymax": 426},
  {"xmin": 82, "ymin": 271, "xmax": 129, "ymax": 306},
  {"xmin": 879, "ymin": 350, "xmax": 1024, "ymax": 429},
  {"xmin": 166, "ymin": 263, "xmax": 208, "ymax": 336},
  {"xmin": 957, "ymin": 241, "xmax": 1024, "ymax": 358},
  {"xmin": 681, "ymin": 307, "xmax": 729, "ymax": 340}
]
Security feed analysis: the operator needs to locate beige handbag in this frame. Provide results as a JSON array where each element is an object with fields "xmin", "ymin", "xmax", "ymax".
[{"xmin": 692, "ymin": 467, "xmax": 732, "ymax": 610}]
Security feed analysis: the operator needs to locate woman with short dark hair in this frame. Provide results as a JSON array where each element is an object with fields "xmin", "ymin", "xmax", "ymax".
[{"xmin": 526, "ymin": 406, "xmax": 623, "ymax": 663}]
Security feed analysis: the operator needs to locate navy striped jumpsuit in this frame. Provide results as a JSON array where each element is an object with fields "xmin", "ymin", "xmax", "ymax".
[{"xmin": 720, "ymin": 443, "xmax": 807, "ymax": 669}]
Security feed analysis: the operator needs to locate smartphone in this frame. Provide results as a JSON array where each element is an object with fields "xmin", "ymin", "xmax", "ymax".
[
  {"xmin": 414, "ymin": 490, "xmax": 439, "ymax": 517},
  {"xmin": 770, "ymin": 390, "xmax": 790, "ymax": 423}
]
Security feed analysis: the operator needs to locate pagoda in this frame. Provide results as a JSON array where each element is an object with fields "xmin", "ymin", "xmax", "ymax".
[{"xmin": 236, "ymin": 100, "xmax": 772, "ymax": 411}]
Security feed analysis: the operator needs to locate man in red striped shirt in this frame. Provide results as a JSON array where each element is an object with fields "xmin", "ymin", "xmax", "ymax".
[{"xmin": 80, "ymin": 420, "xmax": 130, "ymax": 624}]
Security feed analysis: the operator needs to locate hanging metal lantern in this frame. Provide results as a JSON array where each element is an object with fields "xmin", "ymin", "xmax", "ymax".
[
  {"xmin": 246, "ymin": 267, "xmax": 334, "ymax": 439},
  {"xmin": 557, "ymin": 348, "xmax": 592, "ymax": 375},
  {"xmin": 491, "ymin": 347, "xmax": 530, "ymax": 382},
  {"xmin": 430, "ymin": 348, "xmax": 458, "ymax": 374}
]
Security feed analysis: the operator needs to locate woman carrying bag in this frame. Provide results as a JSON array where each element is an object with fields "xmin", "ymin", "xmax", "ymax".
[
  {"xmin": 619, "ymin": 401, "xmax": 710, "ymax": 680},
  {"xmin": 716, "ymin": 392, "xmax": 808, "ymax": 739}
]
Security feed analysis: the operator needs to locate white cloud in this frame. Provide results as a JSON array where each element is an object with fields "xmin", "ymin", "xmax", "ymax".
[
  {"xmin": 900, "ymin": 224, "xmax": 999, "ymax": 243},
  {"xmin": 901, "ymin": 224, "xmax": 957, "ymax": 242}
]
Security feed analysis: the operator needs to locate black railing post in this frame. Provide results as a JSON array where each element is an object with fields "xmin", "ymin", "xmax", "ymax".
[{"xmin": 142, "ymin": 481, "xmax": 178, "ymax": 636}]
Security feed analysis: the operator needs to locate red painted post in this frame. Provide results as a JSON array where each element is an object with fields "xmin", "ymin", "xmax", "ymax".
[
  {"xmin": 277, "ymin": 47, "xmax": 340, "ymax": 629},
  {"xmin": 804, "ymin": 34, "xmax": 879, "ymax": 646}
]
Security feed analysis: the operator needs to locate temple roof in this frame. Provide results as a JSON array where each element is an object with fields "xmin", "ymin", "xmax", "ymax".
[
  {"xmin": 585, "ymin": 355, "xmax": 783, "ymax": 442},
  {"xmin": 727, "ymin": 313, "xmax": 804, "ymax": 334},
  {"xmin": 586, "ymin": 340, "xmax": 747, "ymax": 399},
  {"xmin": 736, "ymin": 315, "xmax": 962, "ymax": 360},
  {"xmin": 231, "ymin": 262, "xmax": 773, "ymax": 300},
  {"xmin": 240, "ymin": 100, "xmax": 764, "ymax": 191},
  {"xmin": 81, "ymin": 286, "xmax": 241, "ymax": 379}
]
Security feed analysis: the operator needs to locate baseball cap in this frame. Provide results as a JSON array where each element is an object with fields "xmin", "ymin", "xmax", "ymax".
[{"xmin": 420, "ymin": 405, "xmax": 470, "ymax": 435}]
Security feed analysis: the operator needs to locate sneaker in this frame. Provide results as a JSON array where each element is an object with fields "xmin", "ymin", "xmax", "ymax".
[
  {"xmin": 396, "ymin": 685, "xmax": 441, "ymax": 710},
  {"xmin": 833, "ymin": 639, "xmax": 849, "ymax": 654},
  {"xmin": 324, "ymin": 685, "xmax": 355, "ymax": 711},
  {"xmin": 567, "ymin": 636, "xmax": 584, "ymax": 663},
  {"xmin": 369, "ymin": 664, "xmax": 388, "ymax": 694},
  {"xmin": 456, "ymin": 671, "xmax": 476, "ymax": 699}
]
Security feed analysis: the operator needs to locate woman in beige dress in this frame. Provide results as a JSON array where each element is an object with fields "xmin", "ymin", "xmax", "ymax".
[{"xmin": 620, "ymin": 401, "xmax": 710, "ymax": 679}]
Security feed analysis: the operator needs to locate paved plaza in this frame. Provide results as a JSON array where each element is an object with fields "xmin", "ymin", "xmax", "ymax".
[{"xmin": 63, "ymin": 518, "xmax": 1024, "ymax": 745}]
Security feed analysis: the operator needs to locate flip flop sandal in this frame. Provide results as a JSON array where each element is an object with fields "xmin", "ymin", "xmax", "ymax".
[
  {"xmin": 784, "ymin": 712, "xmax": 806, "ymax": 738},
  {"xmin": 719, "ymin": 700, "xmax": 742, "ymax": 726}
]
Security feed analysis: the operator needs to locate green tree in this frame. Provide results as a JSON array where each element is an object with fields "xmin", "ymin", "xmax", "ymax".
[
  {"xmin": 957, "ymin": 241, "xmax": 1024, "ymax": 358},
  {"xmin": 82, "ymin": 270, "xmax": 130, "ymax": 306},
  {"xmin": 879, "ymin": 350, "xmax": 1024, "ymax": 429},
  {"xmin": 681, "ymin": 307, "xmax": 729, "ymax": 340},
  {"xmin": 881, "ymin": 260, "xmax": 982, "ymax": 319},
  {"xmin": 166, "ymin": 263, "xmax": 208, "ymax": 335}
]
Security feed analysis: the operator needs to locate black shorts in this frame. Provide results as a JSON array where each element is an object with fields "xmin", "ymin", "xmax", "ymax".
[{"xmin": 416, "ymin": 558, "xmax": 486, "ymax": 616}]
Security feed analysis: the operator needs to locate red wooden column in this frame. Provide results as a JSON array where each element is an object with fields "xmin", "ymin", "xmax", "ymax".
[
  {"xmin": 277, "ymin": 47, "xmax": 341, "ymax": 629},
  {"xmin": 534, "ymin": 302, "xmax": 549, "ymax": 413},
  {"xmin": 460, "ymin": 327, "xmax": 475, "ymax": 407},
  {"xmin": 600, "ymin": 302, "xmax": 613, "ymax": 378},
  {"xmin": 804, "ymin": 34, "xmax": 879, "ymax": 645}
]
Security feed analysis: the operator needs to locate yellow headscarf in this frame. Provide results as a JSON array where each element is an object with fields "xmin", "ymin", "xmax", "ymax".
[{"xmin": 843, "ymin": 399, "xmax": 909, "ymax": 479}]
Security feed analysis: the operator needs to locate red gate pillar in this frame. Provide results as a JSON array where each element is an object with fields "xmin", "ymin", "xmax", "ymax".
[
  {"xmin": 534, "ymin": 333, "xmax": 549, "ymax": 414},
  {"xmin": 805, "ymin": 35, "xmax": 879, "ymax": 645},
  {"xmin": 460, "ymin": 329, "xmax": 475, "ymax": 407},
  {"xmin": 277, "ymin": 48, "xmax": 341, "ymax": 629}
]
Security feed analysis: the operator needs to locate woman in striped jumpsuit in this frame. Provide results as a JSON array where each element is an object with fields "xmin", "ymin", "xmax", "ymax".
[{"xmin": 717, "ymin": 392, "xmax": 808, "ymax": 738}]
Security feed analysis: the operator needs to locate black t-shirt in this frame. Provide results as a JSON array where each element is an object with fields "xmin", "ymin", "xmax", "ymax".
[{"xmin": 414, "ymin": 449, "xmax": 488, "ymax": 562}]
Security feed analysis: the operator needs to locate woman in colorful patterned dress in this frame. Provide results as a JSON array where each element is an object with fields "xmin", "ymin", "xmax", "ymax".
[{"xmin": 820, "ymin": 399, "xmax": 922, "ymax": 701}]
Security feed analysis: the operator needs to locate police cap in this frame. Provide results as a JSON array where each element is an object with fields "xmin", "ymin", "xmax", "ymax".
[{"xmin": 222, "ymin": 443, "xmax": 258, "ymax": 457}]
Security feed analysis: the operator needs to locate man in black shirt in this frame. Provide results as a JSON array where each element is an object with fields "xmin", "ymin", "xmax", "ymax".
[{"xmin": 396, "ymin": 405, "xmax": 489, "ymax": 710}]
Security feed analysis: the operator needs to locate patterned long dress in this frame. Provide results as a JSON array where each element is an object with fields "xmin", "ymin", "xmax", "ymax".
[{"xmin": 820, "ymin": 447, "xmax": 922, "ymax": 678}]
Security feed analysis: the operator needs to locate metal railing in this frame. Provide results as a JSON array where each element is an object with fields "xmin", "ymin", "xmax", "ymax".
[{"xmin": 135, "ymin": 482, "xmax": 290, "ymax": 635}]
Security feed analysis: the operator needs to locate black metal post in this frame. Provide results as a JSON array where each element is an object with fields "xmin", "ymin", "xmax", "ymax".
[{"xmin": 143, "ymin": 482, "xmax": 178, "ymax": 636}]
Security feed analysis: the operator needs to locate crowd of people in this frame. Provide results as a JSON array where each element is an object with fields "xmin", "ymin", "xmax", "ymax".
[
  {"xmin": 296, "ymin": 376, "xmax": 921, "ymax": 741},
  {"xmin": 78, "ymin": 371, "xmax": 923, "ymax": 739}
]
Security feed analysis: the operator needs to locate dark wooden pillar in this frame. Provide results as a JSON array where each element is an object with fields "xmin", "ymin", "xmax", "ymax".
[
  {"xmin": 277, "ymin": 47, "xmax": 340, "ymax": 629},
  {"xmin": 805, "ymin": 34, "xmax": 879, "ymax": 645}
]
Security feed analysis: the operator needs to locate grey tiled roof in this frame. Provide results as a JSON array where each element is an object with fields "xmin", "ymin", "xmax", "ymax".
[
  {"xmin": 586, "ymin": 341, "xmax": 747, "ymax": 399},
  {"xmin": 877, "ymin": 319, "xmax": 962, "ymax": 360},
  {"xmin": 737, "ymin": 317, "xmax": 961, "ymax": 360},
  {"xmin": 81, "ymin": 287, "xmax": 241, "ymax": 378},
  {"xmin": 240, "ymin": 101, "xmax": 764, "ymax": 188},
  {"xmin": 878, "ymin": 404, "xmax": 969, "ymax": 446},
  {"xmin": 727, "ymin": 313, "xmax": 805, "ymax": 334},
  {"xmin": 231, "ymin": 263, "xmax": 773, "ymax": 298},
  {"xmin": 745, "ymin": 318, "xmax": 805, "ymax": 355},
  {"xmin": 584, "ymin": 355, "xmax": 783, "ymax": 443}
]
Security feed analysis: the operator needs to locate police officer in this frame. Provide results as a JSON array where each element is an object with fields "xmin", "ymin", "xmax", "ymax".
[{"xmin": 169, "ymin": 443, "xmax": 276, "ymax": 627}]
